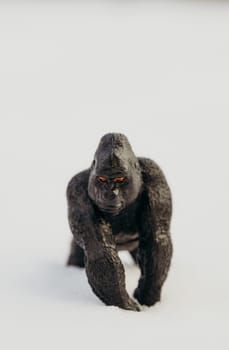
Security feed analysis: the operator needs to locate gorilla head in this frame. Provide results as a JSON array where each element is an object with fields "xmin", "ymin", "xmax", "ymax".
[{"xmin": 88, "ymin": 133, "xmax": 143, "ymax": 215}]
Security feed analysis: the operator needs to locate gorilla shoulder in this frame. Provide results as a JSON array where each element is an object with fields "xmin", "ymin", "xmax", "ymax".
[
  {"xmin": 138, "ymin": 157, "xmax": 172, "ymax": 216},
  {"xmin": 66, "ymin": 169, "xmax": 90, "ymax": 202},
  {"xmin": 138, "ymin": 157, "xmax": 170, "ymax": 187}
]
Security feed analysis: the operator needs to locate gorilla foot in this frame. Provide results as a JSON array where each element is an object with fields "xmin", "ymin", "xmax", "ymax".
[
  {"xmin": 133, "ymin": 287, "xmax": 161, "ymax": 306},
  {"xmin": 66, "ymin": 254, "xmax": 85, "ymax": 268}
]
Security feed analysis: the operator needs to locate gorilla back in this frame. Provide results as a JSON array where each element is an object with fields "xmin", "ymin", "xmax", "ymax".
[{"xmin": 67, "ymin": 133, "xmax": 173, "ymax": 311}]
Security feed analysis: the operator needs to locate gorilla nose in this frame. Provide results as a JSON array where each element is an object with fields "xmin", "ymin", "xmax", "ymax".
[
  {"xmin": 104, "ymin": 189, "xmax": 118, "ymax": 201},
  {"xmin": 113, "ymin": 189, "xmax": 119, "ymax": 196}
]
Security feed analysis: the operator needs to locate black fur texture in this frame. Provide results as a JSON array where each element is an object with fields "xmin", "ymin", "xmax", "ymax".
[{"xmin": 66, "ymin": 133, "xmax": 173, "ymax": 311}]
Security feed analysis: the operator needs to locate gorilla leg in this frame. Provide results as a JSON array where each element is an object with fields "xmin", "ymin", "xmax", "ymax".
[
  {"xmin": 67, "ymin": 239, "xmax": 85, "ymax": 268},
  {"xmin": 134, "ymin": 234, "xmax": 173, "ymax": 306}
]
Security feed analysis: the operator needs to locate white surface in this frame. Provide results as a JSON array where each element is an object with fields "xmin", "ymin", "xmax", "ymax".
[{"xmin": 0, "ymin": 1, "xmax": 229, "ymax": 349}]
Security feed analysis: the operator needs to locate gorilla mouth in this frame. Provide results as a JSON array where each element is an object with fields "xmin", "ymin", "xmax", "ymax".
[{"xmin": 99, "ymin": 203, "xmax": 123, "ymax": 215}]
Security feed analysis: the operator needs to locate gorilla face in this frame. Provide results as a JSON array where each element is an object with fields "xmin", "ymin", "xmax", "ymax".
[
  {"xmin": 90, "ymin": 170, "xmax": 130, "ymax": 215},
  {"xmin": 88, "ymin": 133, "xmax": 143, "ymax": 215}
]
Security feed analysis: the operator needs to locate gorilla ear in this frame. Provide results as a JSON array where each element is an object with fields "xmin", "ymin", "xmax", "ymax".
[{"xmin": 91, "ymin": 159, "xmax": 96, "ymax": 168}]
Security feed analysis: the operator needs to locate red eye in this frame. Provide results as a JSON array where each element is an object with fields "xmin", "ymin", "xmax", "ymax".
[
  {"xmin": 99, "ymin": 177, "xmax": 107, "ymax": 182},
  {"xmin": 114, "ymin": 177, "xmax": 125, "ymax": 183}
]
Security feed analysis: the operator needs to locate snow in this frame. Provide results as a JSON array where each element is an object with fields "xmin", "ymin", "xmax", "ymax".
[{"xmin": 0, "ymin": 1, "xmax": 229, "ymax": 349}]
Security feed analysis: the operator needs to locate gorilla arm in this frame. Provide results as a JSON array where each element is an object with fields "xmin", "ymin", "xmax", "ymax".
[
  {"xmin": 134, "ymin": 158, "xmax": 173, "ymax": 306},
  {"xmin": 67, "ymin": 171, "xmax": 140, "ymax": 311}
]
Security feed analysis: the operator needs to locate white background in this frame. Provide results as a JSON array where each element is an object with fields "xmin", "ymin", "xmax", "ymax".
[{"xmin": 0, "ymin": 1, "xmax": 229, "ymax": 349}]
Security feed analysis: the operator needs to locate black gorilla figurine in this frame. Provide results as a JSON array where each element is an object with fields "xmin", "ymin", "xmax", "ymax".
[{"xmin": 66, "ymin": 133, "xmax": 172, "ymax": 311}]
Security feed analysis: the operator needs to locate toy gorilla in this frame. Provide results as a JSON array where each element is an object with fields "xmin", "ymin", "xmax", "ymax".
[{"xmin": 66, "ymin": 133, "xmax": 172, "ymax": 311}]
